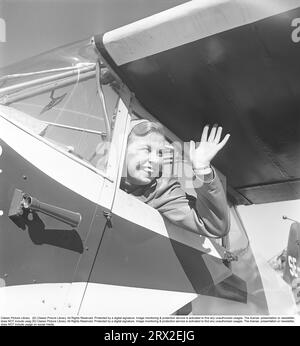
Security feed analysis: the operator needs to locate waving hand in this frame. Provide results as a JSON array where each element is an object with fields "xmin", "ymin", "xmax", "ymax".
[{"xmin": 189, "ymin": 124, "xmax": 230, "ymax": 170}]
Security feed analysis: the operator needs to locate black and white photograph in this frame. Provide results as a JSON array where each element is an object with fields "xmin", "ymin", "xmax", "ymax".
[{"xmin": 0, "ymin": 0, "xmax": 300, "ymax": 328}]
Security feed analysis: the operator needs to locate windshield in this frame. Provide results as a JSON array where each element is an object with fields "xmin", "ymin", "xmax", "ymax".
[{"xmin": 0, "ymin": 38, "xmax": 119, "ymax": 171}]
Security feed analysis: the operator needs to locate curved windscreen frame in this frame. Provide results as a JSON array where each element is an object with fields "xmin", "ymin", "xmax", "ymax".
[{"xmin": 0, "ymin": 38, "xmax": 120, "ymax": 173}]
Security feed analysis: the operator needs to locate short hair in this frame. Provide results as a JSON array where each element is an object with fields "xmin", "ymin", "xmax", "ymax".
[{"xmin": 128, "ymin": 120, "xmax": 165, "ymax": 144}]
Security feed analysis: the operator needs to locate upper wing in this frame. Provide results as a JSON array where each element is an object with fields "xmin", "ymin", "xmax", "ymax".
[{"xmin": 95, "ymin": 0, "xmax": 300, "ymax": 205}]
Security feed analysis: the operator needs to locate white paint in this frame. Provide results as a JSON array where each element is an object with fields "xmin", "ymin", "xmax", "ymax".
[
  {"xmin": 103, "ymin": 0, "xmax": 300, "ymax": 65},
  {"xmin": 0, "ymin": 283, "xmax": 72, "ymax": 316},
  {"xmin": 0, "ymin": 210, "xmax": 3, "ymax": 216},
  {"xmin": 0, "ymin": 282, "xmax": 197, "ymax": 316},
  {"xmin": 1, "ymin": 279, "xmax": 295, "ymax": 316},
  {"xmin": 0, "ymin": 107, "xmax": 106, "ymax": 205}
]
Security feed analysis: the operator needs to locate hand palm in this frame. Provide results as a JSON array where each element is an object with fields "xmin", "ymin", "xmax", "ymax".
[{"xmin": 189, "ymin": 125, "xmax": 230, "ymax": 169}]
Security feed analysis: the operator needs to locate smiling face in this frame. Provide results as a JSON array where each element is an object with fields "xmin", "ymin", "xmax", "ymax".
[{"xmin": 125, "ymin": 131, "xmax": 165, "ymax": 186}]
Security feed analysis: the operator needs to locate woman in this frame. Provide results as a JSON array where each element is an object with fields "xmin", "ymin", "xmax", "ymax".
[{"xmin": 120, "ymin": 119, "xmax": 230, "ymax": 238}]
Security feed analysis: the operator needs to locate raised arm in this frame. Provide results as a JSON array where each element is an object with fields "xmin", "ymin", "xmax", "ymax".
[{"xmin": 152, "ymin": 125, "xmax": 231, "ymax": 238}]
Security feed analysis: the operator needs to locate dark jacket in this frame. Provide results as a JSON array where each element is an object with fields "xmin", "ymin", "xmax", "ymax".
[{"xmin": 120, "ymin": 168, "xmax": 230, "ymax": 238}]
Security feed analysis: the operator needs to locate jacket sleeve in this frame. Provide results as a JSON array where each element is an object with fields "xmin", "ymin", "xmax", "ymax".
[{"xmin": 152, "ymin": 169, "xmax": 230, "ymax": 238}]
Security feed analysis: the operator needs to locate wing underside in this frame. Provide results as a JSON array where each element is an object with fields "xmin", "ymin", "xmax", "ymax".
[{"xmin": 96, "ymin": 0, "xmax": 300, "ymax": 205}]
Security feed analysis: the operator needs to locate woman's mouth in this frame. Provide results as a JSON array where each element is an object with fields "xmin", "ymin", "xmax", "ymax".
[{"xmin": 142, "ymin": 167, "xmax": 153, "ymax": 174}]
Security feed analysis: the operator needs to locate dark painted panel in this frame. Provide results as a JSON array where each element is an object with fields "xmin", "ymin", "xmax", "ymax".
[
  {"xmin": 88, "ymin": 214, "xmax": 233, "ymax": 294},
  {"xmin": 112, "ymin": 7, "xmax": 300, "ymax": 204},
  {"xmin": 87, "ymin": 215, "xmax": 195, "ymax": 293},
  {"xmin": 87, "ymin": 211, "xmax": 270, "ymax": 315},
  {"xmin": 179, "ymin": 224, "xmax": 268, "ymax": 314},
  {"xmin": 0, "ymin": 139, "xmax": 106, "ymax": 286},
  {"xmin": 176, "ymin": 246, "xmax": 269, "ymax": 315}
]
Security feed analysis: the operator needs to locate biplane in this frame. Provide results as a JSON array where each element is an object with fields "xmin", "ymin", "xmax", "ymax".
[{"xmin": 0, "ymin": 0, "xmax": 300, "ymax": 316}]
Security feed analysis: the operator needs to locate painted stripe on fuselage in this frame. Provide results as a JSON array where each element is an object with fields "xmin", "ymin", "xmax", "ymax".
[{"xmin": 103, "ymin": 0, "xmax": 300, "ymax": 66}]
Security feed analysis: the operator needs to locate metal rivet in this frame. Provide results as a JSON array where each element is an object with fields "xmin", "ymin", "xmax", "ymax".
[
  {"xmin": 22, "ymin": 175, "xmax": 27, "ymax": 180},
  {"xmin": 54, "ymin": 307, "xmax": 56, "ymax": 310},
  {"xmin": 28, "ymin": 213, "xmax": 33, "ymax": 221},
  {"xmin": 68, "ymin": 304, "xmax": 72, "ymax": 308},
  {"xmin": 33, "ymin": 280, "xmax": 36, "ymax": 283},
  {"xmin": 4, "ymin": 274, "xmax": 8, "ymax": 277},
  {"xmin": 85, "ymin": 247, "xmax": 89, "ymax": 251},
  {"xmin": 42, "ymin": 300, "xmax": 45, "ymax": 304}
]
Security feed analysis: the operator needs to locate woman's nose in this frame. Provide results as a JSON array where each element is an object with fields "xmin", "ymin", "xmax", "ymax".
[{"xmin": 148, "ymin": 151, "xmax": 161, "ymax": 164}]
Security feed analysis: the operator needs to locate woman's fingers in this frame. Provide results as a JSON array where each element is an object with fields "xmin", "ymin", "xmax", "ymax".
[
  {"xmin": 217, "ymin": 133, "xmax": 230, "ymax": 150},
  {"xmin": 198, "ymin": 124, "xmax": 230, "ymax": 150},
  {"xmin": 208, "ymin": 124, "xmax": 218, "ymax": 142},
  {"xmin": 189, "ymin": 140, "xmax": 195, "ymax": 160},
  {"xmin": 201, "ymin": 125, "xmax": 209, "ymax": 142},
  {"xmin": 214, "ymin": 126, "xmax": 223, "ymax": 143}
]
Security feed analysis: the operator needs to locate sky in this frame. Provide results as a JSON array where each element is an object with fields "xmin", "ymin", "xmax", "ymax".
[
  {"xmin": 0, "ymin": 0, "xmax": 299, "ymax": 260},
  {"xmin": 238, "ymin": 200, "xmax": 300, "ymax": 260},
  {"xmin": 0, "ymin": 0, "xmax": 188, "ymax": 67}
]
